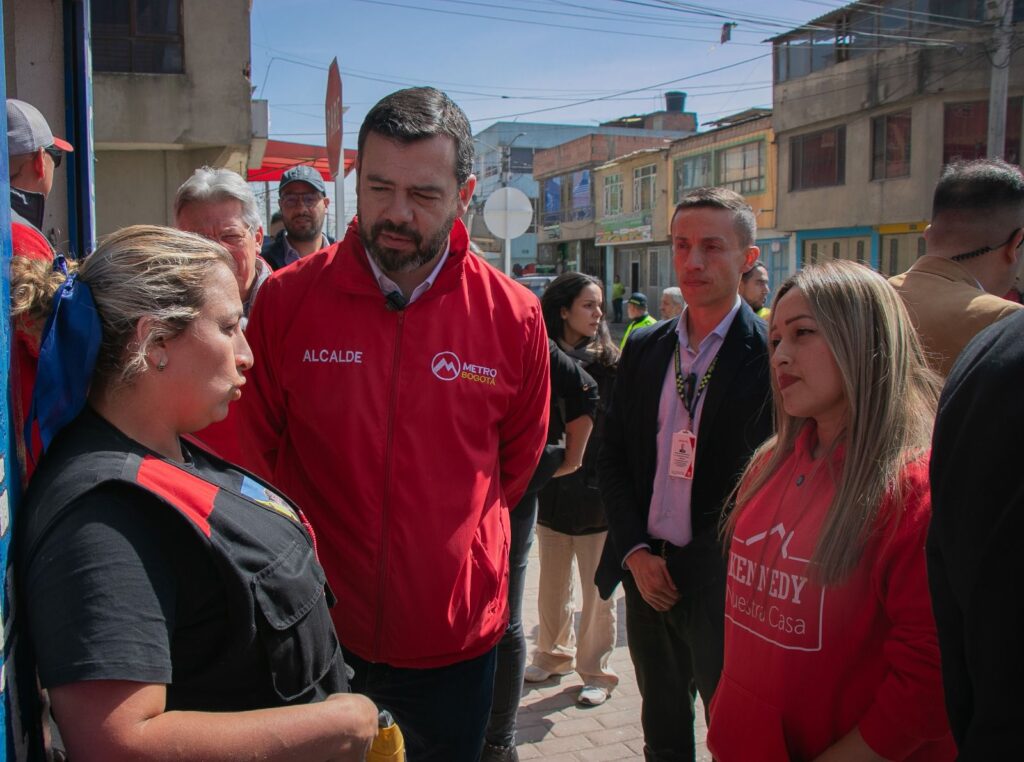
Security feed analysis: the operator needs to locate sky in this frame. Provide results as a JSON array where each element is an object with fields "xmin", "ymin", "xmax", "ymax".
[{"xmin": 250, "ymin": 0, "xmax": 852, "ymax": 220}]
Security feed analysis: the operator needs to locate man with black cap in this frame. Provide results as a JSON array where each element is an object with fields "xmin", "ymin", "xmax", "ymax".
[
  {"xmin": 619, "ymin": 291, "xmax": 656, "ymax": 349},
  {"xmin": 261, "ymin": 164, "xmax": 333, "ymax": 270},
  {"xmin": 7, "ymin": 98, "xmax": 74, "ymax": 261}
]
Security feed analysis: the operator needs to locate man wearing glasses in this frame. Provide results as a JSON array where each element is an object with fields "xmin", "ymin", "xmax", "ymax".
[
  {"xmin": 262, "ymin": 165, "xmax": 334, "ymax": 270},
  {"xmin": 6, "ymin": 98, "xmax": 74, "ymax": 261},
  {"xmin": 891, "ymin": 158, "xmax": 1024, "ymax": 378}
]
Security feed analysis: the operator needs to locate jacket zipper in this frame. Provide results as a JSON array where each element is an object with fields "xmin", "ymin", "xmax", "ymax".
[{"xmin": 373, "ymin": 309, "xmax": 405, "ymax": 660}]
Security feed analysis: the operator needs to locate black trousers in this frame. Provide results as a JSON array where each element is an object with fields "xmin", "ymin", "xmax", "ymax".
[
  {"xmin": 622, "ymin": 573, "xmax": 726, "ymax": 762},
  {"xmin": 345, "ymin": 646, "xmax": 497, "ymax": 762}
]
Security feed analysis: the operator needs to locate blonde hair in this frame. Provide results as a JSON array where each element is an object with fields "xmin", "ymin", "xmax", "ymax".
[
  {"xmin": 11, "ymin": 255, "xmax": 76, "ymax": 337},
  {"xmin": 723, "ymin": 261, "xmax": 941, "ymax": 585},
  {"xmin": 11, "ymin": 225, "xmax": 234, "ymax": 385}
]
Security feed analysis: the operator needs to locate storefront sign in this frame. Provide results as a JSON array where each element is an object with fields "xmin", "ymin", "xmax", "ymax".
[{"xmin": 595, "ymin": 213, "xmax": 652, "ymax": 245}]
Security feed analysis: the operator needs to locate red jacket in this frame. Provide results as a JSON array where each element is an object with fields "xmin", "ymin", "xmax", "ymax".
[
  {"xmin": 233, "ymin": 218, "xmax": 550, "ymax": 668},
  {"xmin": 12, "ymin": 219, "xmax": 55, "ymax": 484},
  {"xmin": 709, "ymin": 424, "xmax": 955, "ymax": 761}
]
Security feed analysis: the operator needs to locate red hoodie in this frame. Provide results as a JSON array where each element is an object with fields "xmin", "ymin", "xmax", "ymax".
[
  {"xmin": 231, "ymin": 218, "xmax": 550, "ymax": 669},
  {"xmin": 709, "ymin": 424, "xmax": 955, "ymax": 761}
]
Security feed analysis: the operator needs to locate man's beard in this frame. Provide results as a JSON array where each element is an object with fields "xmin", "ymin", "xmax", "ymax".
[
  {"xmin": 360, "ymin": 212, "xmax": 456, "ymax": 274},
  {"xmin": 285, "ymin": 214, "xmax": 323, "ymax": 243}
]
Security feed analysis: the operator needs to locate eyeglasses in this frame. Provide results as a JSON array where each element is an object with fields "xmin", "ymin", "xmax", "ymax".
[
  {"xmin": 951, "ymin": 227, "xmax": 1024, "ymax": 262},
  {"xmin": 280, "ymin": 192, "xmax": 323, "ymax": 209},
  {"xmin": 44, "ymin": 145, "xmax": 63, "ymax": 168}
]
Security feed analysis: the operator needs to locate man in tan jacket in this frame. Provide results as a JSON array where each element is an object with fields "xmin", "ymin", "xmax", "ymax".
[{"xmin": 891, "ymin": 159, "xmax": 1023, "ymax": 377}]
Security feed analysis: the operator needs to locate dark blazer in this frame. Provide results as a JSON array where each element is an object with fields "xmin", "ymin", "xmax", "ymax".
[
  {"xmin": 261, "ymin": 229, "xmax": 334, "ymax": 271},
  {"xmin": 928, "ymin": 310, "xmax": 1024, "ymax": 758},
  {"xmin": 595, "ymin": 304, "xmax": 772, "ymax": 599}
]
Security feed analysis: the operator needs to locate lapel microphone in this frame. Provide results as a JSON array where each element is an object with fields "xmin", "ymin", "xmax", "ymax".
[{"xmin": 385, "ymin": 290, "xmax": 408, "ymax": 312}]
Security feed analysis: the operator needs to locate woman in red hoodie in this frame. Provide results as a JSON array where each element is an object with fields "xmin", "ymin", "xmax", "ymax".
[{"xmin": 709, "ymin": 261, "xmax": 956, "ymax": 761}]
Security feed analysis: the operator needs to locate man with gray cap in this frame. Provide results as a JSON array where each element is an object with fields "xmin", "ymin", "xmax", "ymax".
[
  {"xmin": 7, "ymin": 98, "xmax": 73, "ymax": 261},
  {"xmin": 261, "ymin": 164, "xmax": 333, "ymax": 270}
]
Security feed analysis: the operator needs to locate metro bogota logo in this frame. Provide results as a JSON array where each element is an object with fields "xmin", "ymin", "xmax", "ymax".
[{"xmin": 431, "ymin": 351, "xmax": 498, "ymax": 386}]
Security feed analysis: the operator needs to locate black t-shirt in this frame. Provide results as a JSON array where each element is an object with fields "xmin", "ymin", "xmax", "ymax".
[{"xmin": 25, "ymin": 445, "xmax": 270, "ymax": 708}]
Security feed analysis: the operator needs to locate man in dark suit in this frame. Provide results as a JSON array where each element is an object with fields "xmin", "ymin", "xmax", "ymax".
[
  {"xmin": 597, "ymin": 187, "xmax": 772, "ymax": 761},
  {"xmin": 928, "ymin": 310, "xmax": 1024, "ymax": 759}
]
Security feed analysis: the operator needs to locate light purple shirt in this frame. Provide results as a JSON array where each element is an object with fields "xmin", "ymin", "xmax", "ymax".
[
  {"xmin": 365, "ymin": 242, "xmax": 451, "ymax": 305},
  {"xmin": 645, "ymin": 296, "xmax": 742, "ymax": 548},
  {"xmin": 283, "ymin": 232, "xmax": 332, "ymax": 267}
]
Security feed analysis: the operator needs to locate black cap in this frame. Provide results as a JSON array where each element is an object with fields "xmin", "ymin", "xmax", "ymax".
[
  {"xmin": 627, "ymin": 292, "xmax": 647, "ymax": 307},
  {"xmin": 279, "ymin": 164, "xmax": 326, "ymax": 195}
]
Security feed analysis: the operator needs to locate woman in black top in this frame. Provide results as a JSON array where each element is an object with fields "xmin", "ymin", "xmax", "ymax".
[
  {"xmin": 526, "ymin": 273, "xmax": 621, "ymax": 706},
  {"xmin": 14, "ymin": 226, "xmax": 377, "ymax": 761}
]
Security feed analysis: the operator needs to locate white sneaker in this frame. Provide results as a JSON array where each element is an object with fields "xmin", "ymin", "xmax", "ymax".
[
  {"xmin": 523, "ymin": 664, "xmax": 571, "ymax": 682},
  {"xmin": 577, "ymin": 685, "xmax": 610, "ymax": 706}
]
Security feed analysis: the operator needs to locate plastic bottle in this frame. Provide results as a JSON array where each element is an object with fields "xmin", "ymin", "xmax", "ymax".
[{"xmin": 367, "ymin": 709, "xmax": 405, "ymax": 762}]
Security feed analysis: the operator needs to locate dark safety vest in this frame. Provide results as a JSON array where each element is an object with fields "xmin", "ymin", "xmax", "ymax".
[{"xmin": 17, "ymin": 416, "xmax": 348, "ymax": 713}]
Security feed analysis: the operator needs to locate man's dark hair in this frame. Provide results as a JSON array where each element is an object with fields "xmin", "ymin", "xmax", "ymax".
[
  {"xmin": 672, "ymin": 186, "xmax": 757, "ymax": 247},
  {"xmin": 358, "ymin": 87, "xmax": 473, "ymax": 186},
  {"xmin": 741, "ymin": 261, "xmax": 767, "ymax": 282},
  {"xmin": 933, "ymin": 159, "xmax": 1024, "ymax": 218},
  {"xmin": 270, "ymin": 211, "xmax": 283, "ymax": 224}
]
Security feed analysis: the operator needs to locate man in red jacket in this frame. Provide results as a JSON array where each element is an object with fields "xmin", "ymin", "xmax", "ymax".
[
  {"xmin": 7, "ymin": 98, "xmax": 74, "ymax": 483},
  {"xmin": 234, "ymin": 87, "xmax": 550, "ymax": 761}
]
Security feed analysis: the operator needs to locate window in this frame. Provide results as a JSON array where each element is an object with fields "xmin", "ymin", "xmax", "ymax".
[
  {"xmin": 542, "ymin": 177, "xmax": 562, "ymax": 225},
  {"xmin": 872, "ymin": 111, "xmax": 912, "ymax": 179},
  {"xmin": 603, "ymin": 174, "xmax": 623, "ymax": 216},
  {"xmin": 790, "ymin": 126, "xmax": 846, "ymax": 190},
  {"xmin": 943, "ymin": 98, "xmax": 1022, "ymax": 165},
  {"xmin": 717, "ymin": 141, "xmax": 765, "ymax": 194},
  {"xmin": 648, "ymin": 251, "xmax": 659, "ymax": 287},
  {"xmin": 508, "ymin": 147, "xmax": 534, "ymax": 175},
  {"xmin": 673, "ymin": 154, "xmax": 711, "ymax": 201},
  {"xmin": 633, "ymin": 164, "xmax": 656, "ymax": 212},
  {"xmin": 93, "ymin": 0, "xmax": 184, "ymax": 74}
]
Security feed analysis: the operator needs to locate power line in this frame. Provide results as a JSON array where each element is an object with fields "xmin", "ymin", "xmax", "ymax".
[
  {"xmin": 471, "ymin": 52, "xmax": 772, "ymax": 122},
  {"xmin": 349, "ymin": 0, "xmax": 764, "ymax": 45}
]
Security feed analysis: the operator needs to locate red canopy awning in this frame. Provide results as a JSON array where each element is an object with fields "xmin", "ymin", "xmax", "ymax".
[{"xmin": 247, "ymin": 139, "xmax": 357, "ymax": 182}]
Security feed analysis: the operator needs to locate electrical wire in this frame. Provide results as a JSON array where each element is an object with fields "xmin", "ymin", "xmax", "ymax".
[{"xmin": 349, "ymin": 0, "xmax": 765, "ymax": 45}]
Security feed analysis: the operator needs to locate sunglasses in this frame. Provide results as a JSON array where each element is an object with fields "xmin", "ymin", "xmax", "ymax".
[{"xmin": 44, "ymin": 145, "xmax": 63, "ymax": 168}]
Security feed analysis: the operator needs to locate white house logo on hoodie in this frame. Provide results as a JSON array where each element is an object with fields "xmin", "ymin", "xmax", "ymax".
[{"xmin": 431, "ymin": 351, "xmax": 499, "ymax": 386}]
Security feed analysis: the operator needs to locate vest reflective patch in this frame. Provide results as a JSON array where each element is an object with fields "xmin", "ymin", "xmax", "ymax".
[{"xmin": 136, "ymin": 456, "xmax": 218, "ymax": 537}]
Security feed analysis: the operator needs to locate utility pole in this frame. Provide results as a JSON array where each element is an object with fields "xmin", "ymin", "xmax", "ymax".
[
  {"xmin": 987, "ymin": 0, "xmax": 1013, "ymax": 159},
  {"xmin": 502, "ymin": 132, "xmax": 526, "ymax": 275}
]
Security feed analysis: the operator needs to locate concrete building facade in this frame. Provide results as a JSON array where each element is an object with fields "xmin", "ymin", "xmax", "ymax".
[
  {"xmin": 469, "ymin": 121, "xmax": 598, "ymax": 270},
  {"xmin": 533, "ymin": 95, "xmax": 697, "ymax": 290},
  {"xmin": 91, "ymin": 0, "xmax": 265, "ymax": 234},
  {"xmin": 592, "ymin": 146, "xmax": 672, "ymax": 313},
  {"xmin": 773, "ymin": 0, "xmax": 1024, "ymax": 275}
]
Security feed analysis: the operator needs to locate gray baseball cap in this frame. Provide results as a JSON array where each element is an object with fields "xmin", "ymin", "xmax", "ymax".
[
  {"xmin": 279, "ymin": 164, "xmax": 326, "ymax": 195},
  {"xmin": 7, "ymin": 99, "xmax": 73, "ymax": 155}
]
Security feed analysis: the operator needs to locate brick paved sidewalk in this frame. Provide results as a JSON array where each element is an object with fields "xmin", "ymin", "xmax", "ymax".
[{"xmin": 513, "ymin": 539, "xmax": 711, "ymax": 761}]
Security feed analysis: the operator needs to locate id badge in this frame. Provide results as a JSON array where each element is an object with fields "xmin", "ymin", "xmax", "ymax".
[{"xmin": 669, "ymin": 429, "xmax": 697, "ymax": 480}]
